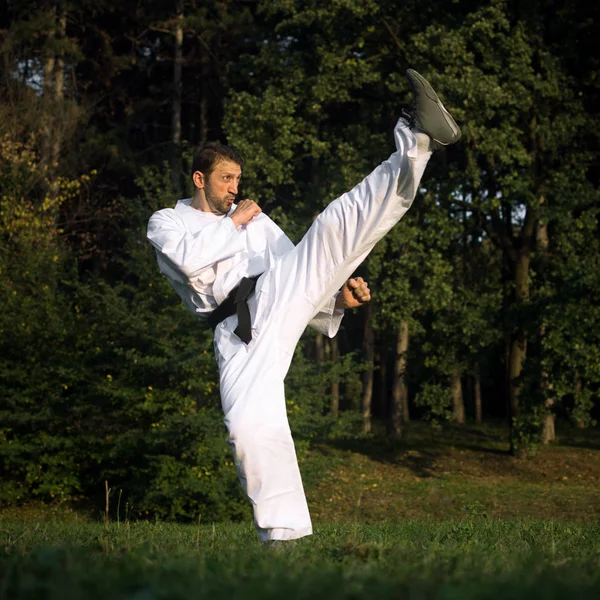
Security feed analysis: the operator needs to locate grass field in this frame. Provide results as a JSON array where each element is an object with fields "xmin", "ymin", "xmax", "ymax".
[
  {"xmin": 300, "ymin": 421, "xmax": 600, "ymax": 524},
  {"xmin": 2, "ymin": 422, "xmax": 599, "ymax": 599},
  {"xmin": 1, "ymin": 520, "xmax": 599, "ymax": 599}
]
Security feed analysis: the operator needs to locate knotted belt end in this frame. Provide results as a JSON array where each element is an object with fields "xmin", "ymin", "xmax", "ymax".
[{"xmin": 208, "ymin": 275, "xmax": 260, "ymax": 344}]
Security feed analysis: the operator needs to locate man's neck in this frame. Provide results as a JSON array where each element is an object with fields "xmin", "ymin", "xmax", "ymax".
[{"xmin": 190, "ymin": 193, "xmax": 211, "ymax": 212}]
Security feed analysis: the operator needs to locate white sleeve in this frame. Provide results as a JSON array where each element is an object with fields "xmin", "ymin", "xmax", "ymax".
[
  {"xmin": 147, "ymin": 210, "xmax": 245, "ymax": 279},
  {"xmin": 262, "ymin": 215, "xmax": 295, "ymax": 256},
  {"xmin": 308, "ymin": 293, "xmax": 344, "ymax": 337}
]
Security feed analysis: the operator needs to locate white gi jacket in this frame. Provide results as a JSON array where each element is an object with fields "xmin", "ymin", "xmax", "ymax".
[{"xmin": 146, "ymin": 198, "xmax": 343, "ymax": 338}]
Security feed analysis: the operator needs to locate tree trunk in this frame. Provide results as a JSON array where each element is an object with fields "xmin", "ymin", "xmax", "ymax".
[
  {"xmin": 42, "ymin": 8, "xmax": 56, "ymax": 172},
  {"xmin": 451, "ymin": 366, "xmax": 465, "ymax": 424},
  {"xmin": 508, "ymin": 333, "xmax": 526, "ymax": 411},
  {"xmin": 537, "ymin": 211, "xmax": 556, "ymax": 444},
  {"xmin": 54, "ymin": 13, "xmax": 66, "ymax": 101},
  {"xmin": 539, "ymin": 341, "xmax": 556, "ymax": 444},
  {"xmin": 389, "ymin": 321, "xmax": 409, "ymax": 438},
  {"xmin": 378, "ymin": 335, "xmax": 388, "ymax": 419},
  {"xmin": 199, "ymin": 56, "xmax": 209, "ymax": 146},
  {"xmin": 43, "ymin": 12, "xmax": 56, "ymax": 99},
  {"xmin": 330, "ymin": 337, "xmax": 340, "ymax": 419},
  {"xmin": 536, "ymin": 218, "xmax": 549, "ymax": 250},
  {"xmin": 171, "ymin": 1, "xmax": 183, "ymax": 194},
  {"xmin": 402, "ymin": 385, "xmax": 410, "ymax": 423},
  {"xmin": 574, "ymin": 370, "xmax": 585, "ymax": 429},
  {"xmin": 48, "ymin": 11, "xmax": 66, "ymax": 200},
  {"xmin": 509, "ymin": 194, "xmax": 545, "ymax": 456},
  {"xmin": 508, "ymin": 250, "xmax": 531, "ymax": 421},
  {"xmin": 315, "ymin": 333, "xmax": 324, "ymax": 362},
  {"xmin": 474, "ymin": 362, "xmax": 483, "ymax": 424},
  {"xmin": 504, "ymin": 333, "xmax": 511, "ymax": 419},
  {"xmin": 541, "ymin": 397, "xmax": 556, "ymax": 444},
  {"xmin": 361, "ymin": 302, "xmax": 374, "ymax": 434},
  {"xmin": 313, "ymin": 332, "xmax": 327, "ymax": 401},
  {"xmin": 42, "ymin": 6, "xmax": 65, "ymax": 198}
]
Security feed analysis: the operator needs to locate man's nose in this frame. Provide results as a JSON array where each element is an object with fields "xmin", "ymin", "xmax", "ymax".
[{"xmin": 229, "ymin": 181, "xmax": 238, "ymax": 195}]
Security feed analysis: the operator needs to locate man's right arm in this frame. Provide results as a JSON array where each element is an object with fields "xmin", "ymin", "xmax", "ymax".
[
  {"xmin": 147, "ymin": 210, "xmax": 245, "ymax": 279},
  {"xmin": 229, "ymin": 199, "xmax": 262, "ymax": 228}
]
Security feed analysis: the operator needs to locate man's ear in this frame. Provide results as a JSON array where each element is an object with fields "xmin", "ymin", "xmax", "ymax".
[{"xmin": 192, "ymin": 170, "xmax": 205, "ymax": 189}]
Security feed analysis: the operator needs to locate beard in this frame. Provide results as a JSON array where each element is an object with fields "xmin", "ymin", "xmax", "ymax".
[{"xmin": 205, "ymin": 181, "xmax": 234, "ymax": 215}]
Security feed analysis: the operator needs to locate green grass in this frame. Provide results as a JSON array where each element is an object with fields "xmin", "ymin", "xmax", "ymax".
[
  {"xmin": 301, "ymin": 421, "xmax": 600, "ymax": 522},
  {"xmin": 2, "ymin": 422, "xmax": 599, "ymax": 598},
  {"xmin": 1, "ymin": 519, "xmax": 600, "ymax": 599}
]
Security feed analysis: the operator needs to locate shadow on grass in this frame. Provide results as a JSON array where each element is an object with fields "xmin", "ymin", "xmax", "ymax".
[
  {"xmin": 453, "ymin": 443, "xmax": 510, "ymax": 456},
  {"xmin": 316, "ymin": 436, "xmax": 511, "ymax": 480},
  {"xmin": 309, "ymin": 420, "xmax": 512, "ymax": 470},
  {"xmin": 554, "ymin": 425, "xmax": 600, "ymax": 451}
]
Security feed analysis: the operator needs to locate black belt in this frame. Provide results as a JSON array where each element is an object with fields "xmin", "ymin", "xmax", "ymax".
[{"xmin": 207, "ymin": 275, "xmax": 260, "ymax": 344}]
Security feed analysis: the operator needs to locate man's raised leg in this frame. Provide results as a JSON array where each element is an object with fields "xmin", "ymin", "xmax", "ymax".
[{"xmin": 218, "ymin": 70, "xmax": 461, "ymax": 542}]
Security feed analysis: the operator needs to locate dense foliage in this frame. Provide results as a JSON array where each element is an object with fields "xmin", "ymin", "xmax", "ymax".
[{"xmin": 0, "ymin": 0, "xmax": 598, "ymax": 517}]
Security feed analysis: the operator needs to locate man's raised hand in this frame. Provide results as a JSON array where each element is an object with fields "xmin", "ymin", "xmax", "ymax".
[
  {"xmin": 230, "ymin": 199, "xmax": 262, "ymax": 228},
  {"xmin": 335, "ymin": 277, "xmax": 372, "ymax": 310}
]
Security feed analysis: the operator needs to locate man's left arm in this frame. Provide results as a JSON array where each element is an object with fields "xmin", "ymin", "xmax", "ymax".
[{"xmin": 308, "ymin": 277, "xmax": 371, "ymax": 337}]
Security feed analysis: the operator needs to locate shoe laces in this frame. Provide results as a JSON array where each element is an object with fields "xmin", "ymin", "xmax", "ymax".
[{"xmin": 401, "ymin": 108, "xmax": 416, "ymax": 129}]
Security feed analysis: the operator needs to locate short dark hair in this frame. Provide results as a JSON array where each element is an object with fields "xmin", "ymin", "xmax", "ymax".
[{"xmin": 191, "ymin": 142, "xmax": 244, "ymax": 178}]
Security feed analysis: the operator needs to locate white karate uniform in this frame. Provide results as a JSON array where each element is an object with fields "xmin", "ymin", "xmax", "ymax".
[{"xmin": 147, "ymin": 119, "xmax": 431, "ymax": 541}]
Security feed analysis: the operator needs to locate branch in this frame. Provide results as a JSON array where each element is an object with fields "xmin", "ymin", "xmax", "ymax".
[
  {"xmin": 381, "ymin": 18, "xmax": 403, "ymax": 52},
  {"xmin": 449, "ymin": 197, "xmax": 517, "ymax": 261}
]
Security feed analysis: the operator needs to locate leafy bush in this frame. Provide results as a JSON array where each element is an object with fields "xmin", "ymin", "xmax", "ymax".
[{"xmin": 413, "ymin": 382, "xmax": 454, "ymax": 428}]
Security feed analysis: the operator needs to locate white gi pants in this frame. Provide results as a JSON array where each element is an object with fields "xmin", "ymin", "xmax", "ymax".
[{"xmin": 213, "ymin": 120, "xmax": 431, "ymax": 541}]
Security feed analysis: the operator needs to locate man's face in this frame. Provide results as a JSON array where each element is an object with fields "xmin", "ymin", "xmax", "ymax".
[{"xmin": 203, "ymin": 160, "xmax": 242, "ymax": 215}]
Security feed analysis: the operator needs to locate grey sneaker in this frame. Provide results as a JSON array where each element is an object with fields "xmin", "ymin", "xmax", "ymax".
[{"xmin": 405, "ymin": 69, "xmax": 462, "ymax": 146}]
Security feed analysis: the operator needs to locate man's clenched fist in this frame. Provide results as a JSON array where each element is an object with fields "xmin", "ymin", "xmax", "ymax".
[
  {"xmin": 230, "ymin": 199, "xmax": 262, "ymax": 227},
  {"xmin": 335, "ymin": 277, "xmax": 371, "ymax": 310}
]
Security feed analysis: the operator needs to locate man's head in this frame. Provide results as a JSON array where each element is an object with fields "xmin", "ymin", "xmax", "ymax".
[{"xmin": 191, "ymin": 143, "xmax": 244, "ymax": 215}]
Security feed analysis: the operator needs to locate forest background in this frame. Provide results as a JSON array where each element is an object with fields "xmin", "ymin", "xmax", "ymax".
[{"xmin": 0, "ymin": 0, "xmax": 598, "ymax": 522}]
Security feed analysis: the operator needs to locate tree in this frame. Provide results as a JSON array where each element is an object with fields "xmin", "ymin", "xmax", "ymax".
[{"xmin": 405, "ymin": 0, "xmax": 597, "ymax": 452}]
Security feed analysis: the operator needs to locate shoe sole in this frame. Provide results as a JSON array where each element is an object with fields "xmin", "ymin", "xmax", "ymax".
[{"xmin": 406, "ymin": 69, "xmax": 461, "ymax": 145}]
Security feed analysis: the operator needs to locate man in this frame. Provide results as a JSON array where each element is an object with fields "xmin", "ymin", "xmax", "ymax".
[{"xmin": 147, "ymin": 69, "xmax": 461, "ymax": 544}]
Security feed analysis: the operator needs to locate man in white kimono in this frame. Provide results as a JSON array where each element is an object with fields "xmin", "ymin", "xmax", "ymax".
[{"xmin": 147, "ymin": 69, "xmax": 461, "ymax": 543}]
